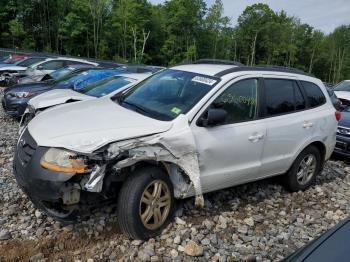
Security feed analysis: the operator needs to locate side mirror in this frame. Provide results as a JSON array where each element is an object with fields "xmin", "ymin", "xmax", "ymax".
[{"xmin": 198, "ymin": 108, "xmax": 227, "ymax": 127}]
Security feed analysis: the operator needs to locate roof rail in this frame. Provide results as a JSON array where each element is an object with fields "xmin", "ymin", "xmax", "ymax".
[
  {"xmin": 193, "ymin": 59, "xmax": 244, "ymax": 66},
  {"xmin": 215, "ymin": 65, "xmax": 313, "ymax": 77}
]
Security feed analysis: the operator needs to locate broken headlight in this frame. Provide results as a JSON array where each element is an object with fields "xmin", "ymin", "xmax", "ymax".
[{"xmin": 40, "ymin": 148, "xmax": 87, "ymax": 174}]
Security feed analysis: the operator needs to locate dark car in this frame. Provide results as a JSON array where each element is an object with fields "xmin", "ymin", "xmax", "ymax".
[
  {"xmin": 284, "ymin": 218, "xmax": 350, "ymax": 262},
  {"xmin": 326, "ymin": 88, "xmax": 341, "ymax": 111},
  {"xmin": 334, "ymin": 106, "xmax": 350, "ymax": 157},
  {"xmin": 2, "ymin": 68, "xmax": 125, "ymax": 118}
]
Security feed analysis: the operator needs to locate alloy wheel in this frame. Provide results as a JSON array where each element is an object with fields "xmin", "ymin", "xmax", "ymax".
[
  {"xmin": 296, "ymin": 154, "xmax": 316, "ymax": 185},
  {"xmin": 139, "ymin": 180, "xmax": 171, "ymax": 230}
]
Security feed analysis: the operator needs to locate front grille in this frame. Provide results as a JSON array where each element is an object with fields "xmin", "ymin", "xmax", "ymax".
[
  {"xmin": 337, "ymin": 126, "xmax": 350, "ymax": 138},
  {"xmin": 17, "ymin": 129, "xmax": 37, "ymax": 166}
]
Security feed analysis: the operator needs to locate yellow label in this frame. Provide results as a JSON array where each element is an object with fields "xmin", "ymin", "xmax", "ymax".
[{"xmin": 171, "ymin": 107, "xmax": 182, "ymax": 115}]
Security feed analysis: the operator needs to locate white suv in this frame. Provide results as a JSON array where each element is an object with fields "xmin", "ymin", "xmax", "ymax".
[{"xmin": 13, "ymin": 60, "xmax": 339, "ymax": 239}]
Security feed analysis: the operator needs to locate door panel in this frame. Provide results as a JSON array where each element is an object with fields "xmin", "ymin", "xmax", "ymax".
[
  {"xmin": 260, "ymin": 111, "xmax": 312, "ymax": 175},
  {"xmin": 260, "ymin": 78, "xmax": 311, "ymax": 176},
  {"xmin": 191, "ymin": 77, "xmax": 266, "ymax": 193},
  {"xmin": 192, "ymin": 120, "xmax": 266, "ymax": 193}
]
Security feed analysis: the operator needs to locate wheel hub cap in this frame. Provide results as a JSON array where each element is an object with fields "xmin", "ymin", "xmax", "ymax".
[
  {"xmin": 139, "ymin": 180, "xmax": 171, "ymax": 230},
  {"xmin": 296, "ymin": 154, "xmax": 316, "ymax": 185}
]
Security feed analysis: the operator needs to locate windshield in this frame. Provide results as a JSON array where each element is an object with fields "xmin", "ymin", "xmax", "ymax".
[
  {"xmin": 50, "ymin": 67, "xmax": 75, "ymax": 80},
  {"xmin": 334, "ymin": 81, "xmax": 350, "ymax": 91},
  {"xmin": 115, "ymin": 69, "xmax": 219, "ymax": 121},
  {"xmin": 80, "ymin": 76, "xmax": 134, "ymax": 97},
  {"xmin": 54, "ymin": 69, "xmax": 125, "ymax": 90}
]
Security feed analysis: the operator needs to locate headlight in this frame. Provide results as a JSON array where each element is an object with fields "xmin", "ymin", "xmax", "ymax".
[
  {"xmin": 40, "ymin": 148, "xmax": 87, "ymax": 173},
  {"xmin": 13, "ymin": 91, "xmax": 35, "ymax": 98}
]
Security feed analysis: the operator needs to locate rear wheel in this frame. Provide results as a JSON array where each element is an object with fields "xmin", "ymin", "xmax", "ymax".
[
  {"xmin": 284, "ymin": 145, "xmax": 322, "ymax": 191},
  {"xmin": 117, "ymin": 166, "xmax": 175, "ymax": 240}
]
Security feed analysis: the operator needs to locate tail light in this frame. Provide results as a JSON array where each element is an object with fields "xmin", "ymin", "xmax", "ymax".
[{"xmin": 335, "ymin": 111, "xmax": 341, "ymax": 121}]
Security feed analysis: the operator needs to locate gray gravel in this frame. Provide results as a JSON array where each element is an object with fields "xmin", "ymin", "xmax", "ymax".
[{"xmin": 0, "ymin": 88, "xmax": 350, "ymax": 261}]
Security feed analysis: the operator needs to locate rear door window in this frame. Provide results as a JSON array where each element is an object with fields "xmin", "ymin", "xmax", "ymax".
[
  {"xmin": 264, "ymin": 79, "xmax": 304, "ymax": 116},
  {"xmin": 301, "ymin": 81, "xmax": 326, "ymax": 108}
]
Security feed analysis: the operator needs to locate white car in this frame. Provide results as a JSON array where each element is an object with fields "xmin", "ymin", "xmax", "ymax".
[
  {"xmin": 333, "ymin": 80, "xmax": 350, "ymax": 107},
  {"xmin": 14, "ymin": 61, "xmax": 338, "ymax": 240},
  {"xmin": 20, "ymin": 73, "xmax": 151, "ymax": 129},
  {"xmin": 0, "ymin": 57, "xmax": 47, "ymax": 84},
  {"xmin": 25, "ymin": 57, "xmax": 98, "ymax": 77}
]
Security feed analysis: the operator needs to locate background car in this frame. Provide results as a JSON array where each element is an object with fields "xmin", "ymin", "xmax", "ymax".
[
  {"xmin": 20, "ymin": 73, "xmax": 151, "ymax": 129},
  {"xmin": 333, "ymin": 80, "xmax": 350, "ymax": 107},
  {"xmin": 24, "ymin": 57, "xmax": 99, "ymax": 78},
  {"xmin": 334, "ymin": 106, "xmax": 350, "ymax": 157},
  {"xmin": 284, "ymin": 218, "xmax": 350, "ymax": 261},
  {"xmin": 1, "ymin": 53, "xmax": 31, "ymax": 63},
  {"xmin": 327, "ymin": 87, "xmax": 342, "ymax": 110},
  {"xmin": 2, "ymin": 68, "xmax": 124, "ymax": 118},
  {"xmin": 0, "ymin": 57, "xmax": 48, "ymax": 86},
  {"xmin": 16, "ymin": 64, "xmax": 97, "ymax": 85}
]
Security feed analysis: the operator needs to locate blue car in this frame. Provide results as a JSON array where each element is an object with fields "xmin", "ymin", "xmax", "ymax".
[{"xmin": 2, "ymin": 68, "xmax": 125, "ymax": 118}]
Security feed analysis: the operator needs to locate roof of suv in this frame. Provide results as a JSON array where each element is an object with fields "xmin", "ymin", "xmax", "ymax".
[
  {"xmin": 171, "ymin": 60, "xmax": 313, "ymax": 78},
  {"xmin": 171, "ymin": 64, "xmax": 237, "ymax": 76}
]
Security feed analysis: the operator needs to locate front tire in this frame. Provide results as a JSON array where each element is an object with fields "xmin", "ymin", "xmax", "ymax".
[
  {"xmin": 117, "ymin": 166, "xmax": 175, "ymax": 240},
  {"xmin": 284, "ymin": 145, "xmax": 322, "ymax": 191}
]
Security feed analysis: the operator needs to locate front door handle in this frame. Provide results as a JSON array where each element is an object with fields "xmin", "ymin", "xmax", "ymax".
[{"xmin": 248, "ymin": 133, "xmax": 264, "ymax": 142}]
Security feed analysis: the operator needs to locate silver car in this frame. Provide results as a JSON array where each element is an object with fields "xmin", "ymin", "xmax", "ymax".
[{"xmin": 13, "ymin": 60, "xmax": 338, "ymax": 239}]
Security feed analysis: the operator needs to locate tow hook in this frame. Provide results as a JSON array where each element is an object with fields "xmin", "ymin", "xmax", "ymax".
[{"xmin": 61, "ymin": 183, "xmax": 81, "ymax": 205}]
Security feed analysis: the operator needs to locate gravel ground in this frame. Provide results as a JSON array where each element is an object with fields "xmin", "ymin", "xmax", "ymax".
[{"xmin": 1, "ymin": 88, "xmax": 350, "ymax": 262}]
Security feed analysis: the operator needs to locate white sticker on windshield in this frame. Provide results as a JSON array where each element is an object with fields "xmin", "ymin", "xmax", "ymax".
[{"xmin": 192, "ymin": 76, "xmax": 217, "ymax": 86}]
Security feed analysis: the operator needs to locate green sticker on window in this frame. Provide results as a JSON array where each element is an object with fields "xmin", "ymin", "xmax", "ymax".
[{"xmin": 171, "ymin": 107, "xmax": 182, "ymax": 115}]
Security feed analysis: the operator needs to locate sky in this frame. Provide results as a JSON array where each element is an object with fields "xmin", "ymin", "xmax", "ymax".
[{"xmin": 149, "ymin": 0, "xmax": 350, "ymax": 34}]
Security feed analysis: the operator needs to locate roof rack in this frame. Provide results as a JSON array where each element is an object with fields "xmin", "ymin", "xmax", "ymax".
[
  {"xmin": 193, "ymin": 59, "xmax": 244, "ymax": 66},
  {"xmin": 215, "ymin": 65, "xmax": 313, "ymax": 77}
]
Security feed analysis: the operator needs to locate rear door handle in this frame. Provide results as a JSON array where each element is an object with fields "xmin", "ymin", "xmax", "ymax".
[
  {"xmin": 303, "ymin": 122, "xmax": 314, "ymax": 129},
  {"xmin": 248, "ymin": 133, "xmax": 264, "ymax": 142}
]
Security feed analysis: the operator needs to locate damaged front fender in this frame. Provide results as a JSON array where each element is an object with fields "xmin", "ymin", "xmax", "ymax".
[{"xmin": 106, "ymin": 115, "xmax": 204, "ymax": 208}]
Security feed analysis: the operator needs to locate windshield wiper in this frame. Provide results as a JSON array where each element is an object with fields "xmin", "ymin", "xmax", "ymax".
[
  {"xmin": 121, "ymin": 100, "xmax": 171, "ymax": 121},
  {"xmin": 121, "ymin": 100, "xmax": 152, "ymax": 116}
]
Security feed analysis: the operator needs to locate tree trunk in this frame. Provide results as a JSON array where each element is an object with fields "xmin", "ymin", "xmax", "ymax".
[
  {"xmin": 309, "ymin": 48, "xmax": 315, "ymax": 74},
  {"xmin": 132, "ymin": 27, "xmax": 137, "ymax": 63},
  {"xmin": 250, "ymin": 32, "xmax": 258, "ymax": 66},
  {"xmin": 140, "ymin": 29, "xmax": 150, "ymax": 63}
]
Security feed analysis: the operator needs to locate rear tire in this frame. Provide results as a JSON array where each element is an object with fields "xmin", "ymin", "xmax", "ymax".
[
  {"xmin": 284, "ymin": 145, "xmax": 322, "ymax": 191},
  {"xmin": 117, "ymin": 166, "xmax": 175, "ymax": 240}
]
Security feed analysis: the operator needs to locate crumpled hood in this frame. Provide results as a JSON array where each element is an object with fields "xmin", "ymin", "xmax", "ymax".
[
  {"xmin": 28, "ymin": 89, "xmax": 93, "ymax": 109},
  {"xmin": 334, "ymin": 91, "xmax": 350, "ymax": 101},
  {"xmin": 28, "ymin": 97, "xmax": 173, "ymax": 153}
]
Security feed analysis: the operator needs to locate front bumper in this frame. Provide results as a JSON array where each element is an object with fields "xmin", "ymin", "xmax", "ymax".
[
  {"xmin": 2, "ymin": 95, "xmax": 30, "ymax": 117},
  {"xmin": 13, "ymin": 129, "xmax": 78, "ymax": 203},
  {"xmin": 334, "ymin": 134, "xmax": 350, "ymax": 157}
]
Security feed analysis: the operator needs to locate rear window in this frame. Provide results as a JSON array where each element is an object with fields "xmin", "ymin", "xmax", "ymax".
[
  {"xmin": 334, "ymin": 81, "xmax": 350, "ymax": 92},
  {"xmin": 264, "ymin": 79, "xmax": 305, "ymax": 116},
  {"xmin": 301, "ymin": 81, "xmax": 326, "ymax": 108}
]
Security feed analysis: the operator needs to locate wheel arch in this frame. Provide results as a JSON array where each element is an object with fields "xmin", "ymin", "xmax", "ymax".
[
  {"xmin": 120, "ymin": 160, "xmax": 194, "ymax": 199},
  {"xmin": 287, "ymin": 139, "xmax": 327, "ymax": 172}
]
